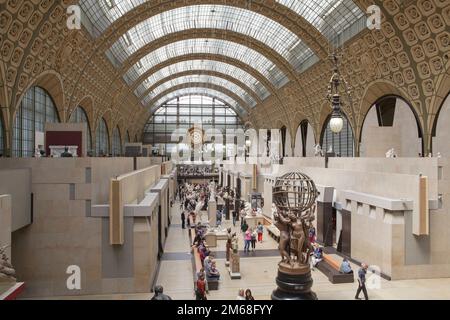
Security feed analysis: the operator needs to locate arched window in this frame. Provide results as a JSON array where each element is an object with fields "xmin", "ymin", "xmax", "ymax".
[
  {"xmin": 95, "ymin": 117, "xmax": 109, "ymax": 156},
  {"xmin": 0, "ymin": 113, "xmax": 4, "ymax": 156},
  {"xmin": 69, "ymin": 106, "xmax": 92, "ymax": 154},
  {"xmin": 13, "ymin": 86, "xmax": 60, "ymax": 157},
  {"xmin": 321, "ymin": 114, "xmax": 354, "ymax": 157},
  {"xmin": 112, "ymin": 127, "xmax": 122, "ymax": 156},
  {"xmin": 143, "ymin": 95, "xmax": 244, "ymax": 157}
]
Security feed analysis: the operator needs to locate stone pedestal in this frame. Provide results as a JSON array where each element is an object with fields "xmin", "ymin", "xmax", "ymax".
[
  {"xmin": 205, "ymin": 233, "xmax": 217, "ymax": 247},
  {"xmin": 208, "ymin": 200, "xmax": 217, "ymax": 226},
  {"xmin": 245, "ymin": 215, "xmax": 265, "ymax": 229},
  {"xmin": 228, "ymin": 250, "xmax": 241, "ymax": 279},
  {"xmin": 271, "ymin": 264, "xmax": 317, "ymax": 300}
]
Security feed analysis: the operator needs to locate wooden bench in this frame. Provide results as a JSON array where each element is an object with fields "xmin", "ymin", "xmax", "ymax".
[
  {"xmin": 316, "ymin": 254, "xmax": 355, "ymax": 284},
  {"xmin": 267, "ymin": 224, "xmax": 281, "ymax": 242}
]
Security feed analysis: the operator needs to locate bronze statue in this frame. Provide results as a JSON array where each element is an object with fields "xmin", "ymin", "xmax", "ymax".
[
  {"xmin": 273, "ymin": 210, "xmax": 291, "ymax": 264},
  {"xmin": 290, "ymin": 213, "xmax": 306, "ymax": 264},
  {"xmin": 271, "ymin": 172, "xmax": 319, "ymax": 300}
]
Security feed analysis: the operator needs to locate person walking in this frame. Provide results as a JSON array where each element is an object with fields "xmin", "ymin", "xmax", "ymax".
[
  {"xmin": 232, "ymin": 209, "xmax": 238, "ymax": 227},
  {"xmin": 244, "ymin": 228, "xmax": 252, "ymax": 252},
  {"xmin": 241, "ymin": 219, "xmax": 249, "ymax": 234},
  {"xmin": 251, "ymin": 228, "xmax": 257, "ymax": 251},
  {"xmin": 240, "ymin": 207, "xmax": 246, "ymax": 227},
  {"xmin": 257, "ymin": 222, "xmax": 264, "ymax": 243},
  {"xmin": 196, "ymin": 275, "xmax": 207, "ymax": 300},
  {"xmin": 181, "ymin": 211, "xmax": 186, "ymax": 229},
  {"xmin": 355, "ymin": 263, "xmax": 369, "ymax": 300}
]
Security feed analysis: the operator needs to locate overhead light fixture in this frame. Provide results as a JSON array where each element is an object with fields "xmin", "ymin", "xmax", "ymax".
[{"xmin": 326, "ymin": 53, "xmax": 351, "ymax": 134}]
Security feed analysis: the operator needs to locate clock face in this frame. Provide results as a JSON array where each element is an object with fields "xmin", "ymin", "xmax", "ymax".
[
  {"xmin": 192, "ymin": 131, "xmax": 202, "ymax": 145},
  {"xmin": 189, "ymin": 127, "xmax": 204, "ymax": 145}
]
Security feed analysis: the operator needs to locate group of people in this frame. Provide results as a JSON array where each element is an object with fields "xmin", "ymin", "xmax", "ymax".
[
  {"xmin": 241, "ymin": 221, "xmax": 264, "ymax": 253},
  {"xmin": 195, "ymin": 254, "xmax": 221, "ymax": 300}
]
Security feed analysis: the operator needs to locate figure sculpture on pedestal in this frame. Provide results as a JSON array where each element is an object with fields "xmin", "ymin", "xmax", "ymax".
[
  {"xmin": 226, "ymin": 228, "xmax": 233, "ymax": 265},
  {"xmin": 273, "ymin": 211, "xmax": 291, "ymax": 264},
  {"xmin": 290, "ymin": 213, "xmax": 307, "ymax": 265},
  {"xmin": 0, "ymin": 245, "xmax": 16, "ymax": 283},
  {"xmin": 271, "ymin": 172, "xmax": 319, "ymax": 300}
]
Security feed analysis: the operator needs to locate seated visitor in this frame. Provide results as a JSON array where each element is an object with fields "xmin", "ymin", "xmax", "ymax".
[
  {"xmin": 199, "ymin": 247, "xmax": 210, "ymax": 265},
  {"xmin": 245, "ymin": 289, "xmax": 255, "ymax": 300},
  {"xmin": 207, "ymin": 261, "xmax": 220, "ymax": 280},
  {"xmin": 340, "ymin": 258, "xmax": 353, "ymax": 274},
  {"xmin": 308, "ymin": 226, "xmax": 316, "ymax": 244},
  {"xmin": 310, "ymin": 245, "xmax": 323, "ymax": 269},
  {"xmin": 203, "ymin": 255, "xmax": 213, "ymax": 272}
]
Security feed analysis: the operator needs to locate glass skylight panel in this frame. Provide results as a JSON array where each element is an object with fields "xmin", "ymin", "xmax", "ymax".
[
  {"xmin": 107, "ymin": 5, "xmax": 313, "ymax": 71},
  {"xmin": 150, "ymin": 88, "xmax": 247, "ymax": 117},
  {"xmin": 124, "ymin": 39, "xmax": 287, "ymax": 88},
  {"xmin": 142, "ymin": 75, "xmax": 256, "ymax": 107},
  {"xmin": 80, "ymin": 0, "xmax": 147, "ymax": 38},
  {"xmin": 276, "ymin": 0, "xmax": 365, "ymax": 45},
  {"xmin": 134, "ymin": 60, "xmax": 269, "ymax": 100}
]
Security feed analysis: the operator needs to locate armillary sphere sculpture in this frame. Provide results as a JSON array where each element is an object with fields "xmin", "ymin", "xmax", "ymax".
[{"xmin": 271, "ymin": 172, "xmax": 319, "ymax": 300}]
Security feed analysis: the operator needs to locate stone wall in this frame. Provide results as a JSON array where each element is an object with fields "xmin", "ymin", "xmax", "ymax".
[
  {"xmin": 0, "ymin": 158, "xmax": 163, "ymax": 298},
  {"xmin": 0, "ymin": 195, "xmax": 12, "ymax": 260}
]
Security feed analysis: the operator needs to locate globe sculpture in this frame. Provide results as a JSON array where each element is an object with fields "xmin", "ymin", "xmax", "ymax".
[{"xmin": 271, "ymin": 172, "xmax": 319, "ymax": 300}]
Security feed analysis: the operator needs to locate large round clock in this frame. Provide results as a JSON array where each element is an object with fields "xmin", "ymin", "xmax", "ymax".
[{"xmin": 188, "ymin": 127, "xmax": 204, "ymax": 146}]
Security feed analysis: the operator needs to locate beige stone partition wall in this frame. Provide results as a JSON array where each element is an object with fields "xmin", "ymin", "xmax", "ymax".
[
  {"xmin": 109, "ymin": 165, "xmax": 160, "ymax": 245},
  {"xmin": 0, "ymin": 158, "xmax": 165, "ymax": 298},
  {"xmin": 0, "ymin": 195, "xmax": 12, "ymax": 260}
]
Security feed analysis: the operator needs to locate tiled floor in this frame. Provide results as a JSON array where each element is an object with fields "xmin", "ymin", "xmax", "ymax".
[{"xmin": 39, "ymin": 202, "xmax": 450, "ymax": 300}]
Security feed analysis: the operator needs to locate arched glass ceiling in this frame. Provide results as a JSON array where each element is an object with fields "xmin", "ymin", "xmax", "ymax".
[
  {"xmin": 80, "ymin": 0, "xmax": 364, "ymax": 44},
  {"xmin": 124, "ymin": 39, "xmax": 288, "ymax": 88},
  {"xmin": 107, "ymin": 5, "xmax": 314, "ymax": 72},
  {"xmin": 80, "ymin": 0, "xmax": 146, "ymax": 37},
  {"xmin": 135, "ymin": 60, "xmax": 269, "ymax": 100},
  {"xmin": 276, "ymin": 0, "xmax": 365, "ymax": 45},
  {"xmin": 150, "ymin": 88, "xmax": 248, "ymax": 117},
  {"xmin": 142, "ymin": 75, "xmax": 256, "ymax": 108}
]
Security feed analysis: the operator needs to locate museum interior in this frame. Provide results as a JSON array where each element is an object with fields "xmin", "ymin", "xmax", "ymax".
[{"xmin": 1, "ymin": 0, "xmax": 450, "ymax": 301}]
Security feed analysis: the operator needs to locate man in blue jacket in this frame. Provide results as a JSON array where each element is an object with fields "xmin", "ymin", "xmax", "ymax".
[{"xmin": 355, "ymin": 263, "xmax": 369, "ymax": 300}]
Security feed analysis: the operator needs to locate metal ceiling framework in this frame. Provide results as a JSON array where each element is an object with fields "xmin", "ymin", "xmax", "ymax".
[{"xmin": 79, "ymin": 0, "xmax": 365, "ymax": 118}]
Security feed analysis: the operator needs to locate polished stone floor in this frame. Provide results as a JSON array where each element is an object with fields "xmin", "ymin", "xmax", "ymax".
[{"xmin": 39, "ymin": 202, "xmax": 450, "ymax": 300}]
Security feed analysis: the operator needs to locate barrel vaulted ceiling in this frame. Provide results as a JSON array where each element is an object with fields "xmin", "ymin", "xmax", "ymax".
[
  {"xmin": 79, "ymin": 0, "xmax": 366, "ymax": 118},
  {"xmin": 1, "ymin": 0, "xmax": 449, "ymax": 155}
]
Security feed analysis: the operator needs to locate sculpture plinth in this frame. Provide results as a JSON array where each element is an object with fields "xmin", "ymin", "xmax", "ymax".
[
  {"xmin": 272, "ymin": 269, "xmax": 317, "ymax": 300},
  {"xmin": 271, "ymin": 172, "xmax": 319, "ymax": 301}
]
